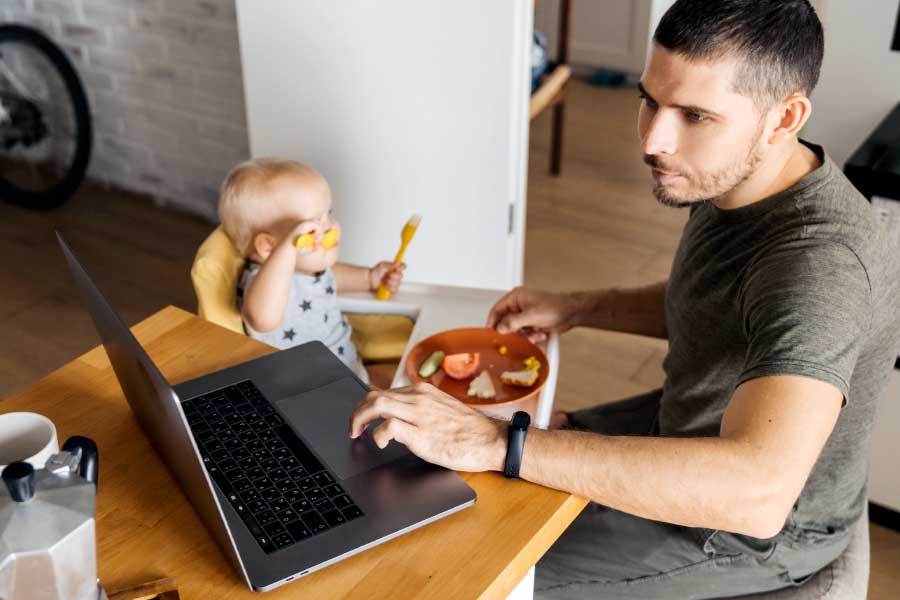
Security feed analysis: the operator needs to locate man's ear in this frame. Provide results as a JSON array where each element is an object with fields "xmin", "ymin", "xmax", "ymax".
[
  {"xmin": 767, "ymin": 93, "xmax": 813, "ymax": 145},
  {"xmin": 252, "ymin": 232, "xmax": 277, "ymax": 262}
]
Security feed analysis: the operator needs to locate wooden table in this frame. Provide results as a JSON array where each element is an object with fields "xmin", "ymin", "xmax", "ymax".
[{"xmin": 2, "ymin": 306, "xmax": 586, "ymax": 599}]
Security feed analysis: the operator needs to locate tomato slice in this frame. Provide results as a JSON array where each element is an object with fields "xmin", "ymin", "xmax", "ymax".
[{"xmin": 441, "ymin": 352, "xmax": 481, "ymax": 380}]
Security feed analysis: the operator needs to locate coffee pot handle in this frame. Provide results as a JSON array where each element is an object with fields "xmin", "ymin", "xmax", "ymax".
[{"xmin": 62, "ymin": 436, "xmax": 99, "ymax": 487}]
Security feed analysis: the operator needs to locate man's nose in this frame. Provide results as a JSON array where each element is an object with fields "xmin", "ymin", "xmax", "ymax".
[{"xmin": 641, "ymin": 111, "xmax": 678, "ymax": 157}]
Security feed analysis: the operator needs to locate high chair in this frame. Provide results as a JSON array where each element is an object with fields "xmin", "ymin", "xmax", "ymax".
[{"xmin": 190, "ymin": 227, "xmax": 414, "ymax": 365}]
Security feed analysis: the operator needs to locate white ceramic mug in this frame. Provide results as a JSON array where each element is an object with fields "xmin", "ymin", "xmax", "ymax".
[{"xmin": 0, "ymin": 412, "xmax": 59, "ymax": 470}]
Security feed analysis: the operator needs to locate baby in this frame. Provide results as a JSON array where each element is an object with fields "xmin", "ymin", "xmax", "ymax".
[{"xmin": 218, "ymin": 158, "xmax": 405, "ymax": 383}]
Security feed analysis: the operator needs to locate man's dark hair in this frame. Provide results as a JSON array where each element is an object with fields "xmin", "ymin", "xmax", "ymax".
[{"xmin": 654, "ymin": 0, "xmax": 825, "ymax": 109}]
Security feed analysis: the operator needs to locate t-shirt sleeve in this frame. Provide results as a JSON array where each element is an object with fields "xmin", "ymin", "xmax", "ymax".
[{"xmin": 739, "ymin": 239, "xmax": 871, "ymax": 399}]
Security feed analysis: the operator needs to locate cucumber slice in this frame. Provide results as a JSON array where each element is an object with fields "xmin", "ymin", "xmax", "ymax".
[{"xmin": 418, "ymin": 350, "xmax": 445, "ymax": 378}]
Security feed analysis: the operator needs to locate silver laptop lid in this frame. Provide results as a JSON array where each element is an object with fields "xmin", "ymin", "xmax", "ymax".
[{"xmin": 56, "ymin": 231, "xmax": 250, "ymax": 584}]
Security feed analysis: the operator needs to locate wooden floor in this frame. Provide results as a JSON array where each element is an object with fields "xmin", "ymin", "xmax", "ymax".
[{"xmin": 1, "ymin": 79, "xmax": 896, "ymax": 597}]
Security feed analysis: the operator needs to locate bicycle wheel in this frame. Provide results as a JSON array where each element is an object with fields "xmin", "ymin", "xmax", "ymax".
[{"xmin": 0, "ymin": 24, "xmax": 92, "ymax": 210}]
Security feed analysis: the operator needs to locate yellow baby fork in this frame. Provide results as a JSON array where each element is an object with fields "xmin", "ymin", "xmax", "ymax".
[{"xmin": 376, "ymin": 214, "xmax": 421, "ymax": 301}]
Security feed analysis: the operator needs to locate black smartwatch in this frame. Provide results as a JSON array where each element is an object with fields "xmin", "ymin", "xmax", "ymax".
[{"xmin": 503, "ymin": 411, "xmax": 531, "ymax": 479}]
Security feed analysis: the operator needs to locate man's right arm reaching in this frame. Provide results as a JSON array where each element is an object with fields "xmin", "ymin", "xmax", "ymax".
[{"xmin": 486, "ymin": 281, "xmax": 669, "ymax": 342}]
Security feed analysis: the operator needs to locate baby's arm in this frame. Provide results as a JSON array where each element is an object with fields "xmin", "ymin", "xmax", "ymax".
[
  {"xmin": 332, "ymin": 263, "xmax": 373, "ymax": 294},
  {"xmin": 242, "ymin": 228, "xmax": 306, "ymax": 332},
  {"xmin": 333, "ymin": 262, "xmax": 406, "ymax": 294}
]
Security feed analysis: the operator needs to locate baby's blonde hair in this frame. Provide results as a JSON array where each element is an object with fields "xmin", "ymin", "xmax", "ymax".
[{"xmin": 218, "ymin": 157, "xmax": 319, "ymax": 256}]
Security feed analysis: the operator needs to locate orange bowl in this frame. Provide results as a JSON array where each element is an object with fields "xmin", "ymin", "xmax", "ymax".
[{"xmin": 405, "ymin": 327, "xmax": 548, "ymax": 421}]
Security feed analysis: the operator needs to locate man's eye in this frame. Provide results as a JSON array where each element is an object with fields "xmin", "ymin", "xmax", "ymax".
[
  {"xmin": 687, "ymin": 112, "xmax": 707, "ymax": 123},
  {"xmin": 639, "ymin": 94, "xmax": 657, "ymax": 108}
]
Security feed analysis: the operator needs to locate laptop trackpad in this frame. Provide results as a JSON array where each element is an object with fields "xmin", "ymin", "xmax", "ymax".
[{"xmin": 275, "ymin": 377, "xmax": 411, "ymax": 481}]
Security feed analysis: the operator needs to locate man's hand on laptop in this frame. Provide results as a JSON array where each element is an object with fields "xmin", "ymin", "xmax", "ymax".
[{"xmin": 348, "ymin": 383, "xmax": 507, "ymax": 473}]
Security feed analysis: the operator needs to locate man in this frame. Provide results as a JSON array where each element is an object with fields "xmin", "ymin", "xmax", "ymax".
[{"xmin": 349, "ymin": 0, "xmax": 900, "ymax": 597}]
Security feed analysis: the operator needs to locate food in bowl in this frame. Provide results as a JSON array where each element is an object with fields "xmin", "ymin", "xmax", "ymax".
[
  {"xmin": 500, "ymin": 369, "xmax": 539, "ymax": 387},
  {"xmin": 467, "ymin": 370, "xmax": 496, "ymax": 399},
  {"xmin": 417, "ymin": 350, "xmax": 445, "ymax": 378},
  {"xmin": 523, "ymin": 356, "xmax": 542, "ymax": 372},
  {"xmin": 442, "ymin": 352, "xmax": 481, "ymax": 380}
]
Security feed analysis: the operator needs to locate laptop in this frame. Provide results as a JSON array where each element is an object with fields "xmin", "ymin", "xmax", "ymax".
[{"xmin": 57, "ymin": 232, "xmax": 476, "ymax": 591}]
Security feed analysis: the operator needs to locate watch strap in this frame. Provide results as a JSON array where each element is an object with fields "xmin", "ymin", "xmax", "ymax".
[{"xmin": 504, "ymin": 411, "xmax": 530, "ymax": 479}]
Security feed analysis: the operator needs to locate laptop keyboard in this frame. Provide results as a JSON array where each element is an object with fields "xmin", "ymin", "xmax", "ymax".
[{"xmin": 182, "ymin": 380, "xmax": 364, "ymax": 554}]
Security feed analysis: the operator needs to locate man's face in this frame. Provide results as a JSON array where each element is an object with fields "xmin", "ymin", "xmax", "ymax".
[{"xmin": 638, "ymin": 45, "xmax": 768, "ymax": 207}]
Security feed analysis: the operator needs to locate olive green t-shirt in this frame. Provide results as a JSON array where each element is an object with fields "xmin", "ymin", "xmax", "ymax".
[{"xmin": 662, "ymin": 141, "xmax": 900, "ymax": 534}]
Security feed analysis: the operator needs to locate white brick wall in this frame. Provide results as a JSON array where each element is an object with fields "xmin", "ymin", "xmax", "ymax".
[{"xmin": 3, "ymin": 0, "xmax": 249, "ymax": 220}]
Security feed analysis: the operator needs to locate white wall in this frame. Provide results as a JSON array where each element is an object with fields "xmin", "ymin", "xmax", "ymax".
[
  {"xmin": 9, "ymin": 0, "xmax": 249, "ymax": 220},
  {"xmin": 646, "ymin": 0, "xmax": 677, "ymax": 63},
  {"xmin": 803, "ymin": 0, "xmax": 900, "ymax": 167},
  {"xmin": 534, "ymin": 0, "xmax": 673, "ymax": 75},
  {"xmin": 238, "ymin": 0, "xmax": 532, "ymax": 290}
]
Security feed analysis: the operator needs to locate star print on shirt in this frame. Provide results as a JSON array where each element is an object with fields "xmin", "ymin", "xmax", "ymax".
[
  {"xmin": 325, "ymin": 286, "xmax": 335, "ymax": 295},
  {"xmin": 300, "ymin": 300, "xmax": 312, "ymax": 312},
  {"xmin": 283, "ymin": 328, "xmax": 296, "ymax": 341},
  {"xmin": 342, "ymin": 320, "xmax": 348, "ymax": 329},
  {"xmin": 338, "ymin": 346, "xmax": 344, "ymax": 355},
  {"xmin": 324, "ymin": 313, "xmax": 329, "ymax": 323},
  {"xmin": 314, "ymin": 272, "xmax": 323, "ymax": 284}
]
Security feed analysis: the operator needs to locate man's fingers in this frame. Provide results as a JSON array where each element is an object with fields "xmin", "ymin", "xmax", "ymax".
[
  {"xmin": 371, "ymin": 417, "xmax": 416, "ymax": 449},
  {"xmin": 527, "ymin": 331, "xmax": 548, "ymax": 344},
  {"xmin": 486, "ymin": 289, "xmax": 522, "ymax": 329},
  {"xmin": 349, "ymin": 392, "xmax": 418, "ymax": 438},
  {"xmin": 496, "ymin": 309, "xmax": 538, "ymax": 335}
]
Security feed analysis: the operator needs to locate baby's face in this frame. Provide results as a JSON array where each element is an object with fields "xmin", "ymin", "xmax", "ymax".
[{"xmin": 269, "ymin": 173, "xmax": 340, "ymax": 274}]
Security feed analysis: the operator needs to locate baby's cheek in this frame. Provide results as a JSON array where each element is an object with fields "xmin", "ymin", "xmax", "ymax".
[
  {"xmin": 294, "ymin": 251, "xmax": 327, "ymax": 275},
  {"xmin": 321, "ymin": 246, "xmax": 340, "ymax": 269}
]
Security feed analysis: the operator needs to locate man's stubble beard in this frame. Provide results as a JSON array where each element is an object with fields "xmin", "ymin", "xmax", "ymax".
[{"xmin": 648, "ymin": 119, "xmax": 767, "ymax": 209}]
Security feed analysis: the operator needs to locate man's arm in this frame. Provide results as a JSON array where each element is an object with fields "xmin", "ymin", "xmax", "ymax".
[
  {"xmin": 520, "ymin": 375, "xmax": 841, "ymax": 538},
  {"xmin": 487, "ymin": 281, "xmax": 669, "ymax": 342},
  {"xmin": 348, "ymin": 375, "xmax": 842, "ymax": 539},
  {"xmin": 573, "ymin": 281, "xmax": 669, "ymax": 339}
]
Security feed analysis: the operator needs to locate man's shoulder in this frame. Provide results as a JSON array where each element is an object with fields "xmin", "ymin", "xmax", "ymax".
[{"xmin": 780, "ymin": 153, "xmax": 892, "ymax": 275}]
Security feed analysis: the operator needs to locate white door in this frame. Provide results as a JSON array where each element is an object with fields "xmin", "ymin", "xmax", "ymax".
[
  {"xmin": 236, "ymin": 0, "xmax": 533, "ymax": 290},
  {"xmin": 535, "ymin": 0, "xmax": 675, "ymax": 75}
]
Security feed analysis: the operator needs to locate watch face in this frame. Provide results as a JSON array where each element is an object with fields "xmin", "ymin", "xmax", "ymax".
[{"xmin": 511, "ymin": 411, "xmax": 531, "ymax": 429}]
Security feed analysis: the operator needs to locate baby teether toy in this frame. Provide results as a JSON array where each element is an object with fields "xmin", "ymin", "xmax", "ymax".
[
  {"xmin": 321, "ymin": 227, "xmax": 340, "ymax": 249},
  {"xmin": 294, "ymin": 232, "xmax": 315, "ymax": 249}
]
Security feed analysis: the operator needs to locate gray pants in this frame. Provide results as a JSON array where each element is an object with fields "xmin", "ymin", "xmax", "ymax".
[{"xmin": 534, "ymin": 390, "xmax": 851, "ymax": 599}]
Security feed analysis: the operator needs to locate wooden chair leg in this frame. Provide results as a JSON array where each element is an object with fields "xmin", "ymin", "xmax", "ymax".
[{"xmin": 550, "ymin": 101, "xmax": 566, "ymax": 176}]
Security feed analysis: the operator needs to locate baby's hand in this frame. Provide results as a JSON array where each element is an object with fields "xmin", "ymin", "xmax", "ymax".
[{"xmin": 369, "ymin": 262, "xmax": 406, "ymax": 293}]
